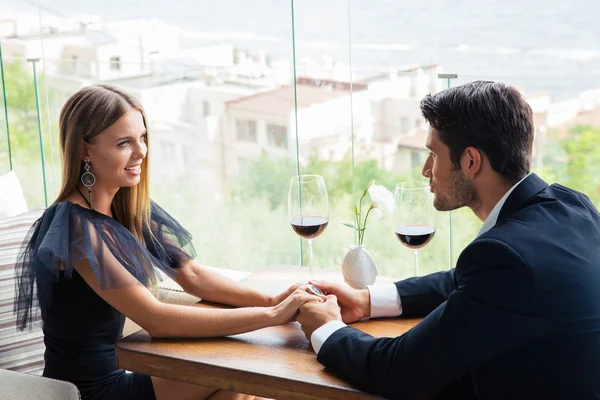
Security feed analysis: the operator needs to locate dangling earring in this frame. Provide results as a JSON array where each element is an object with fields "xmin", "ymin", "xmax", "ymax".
[{"xmin": 81, "ymin": 159, "xmax": 96, "ymax": 210}]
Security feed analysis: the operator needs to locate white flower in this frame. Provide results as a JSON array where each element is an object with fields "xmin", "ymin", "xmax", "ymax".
[
  {"xmin": 368, "ymin": 184, "xmax": 395, "ymax": 214},
  {"xmin": 345, "ymin": 181, "xmax": 395, "ymax": 246},
  {"xmin": 374, "ymin": 208, "xmax": 383, "ymax": 218}
]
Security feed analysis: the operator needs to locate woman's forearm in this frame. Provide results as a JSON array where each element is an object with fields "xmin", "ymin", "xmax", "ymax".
[
  {"xmin": 146, "ymin": 302, "xmax": 277, "ymax": 338},
  {"xmin": 175, "ymin": 261, "xmax": 273, "ymax": 307}
]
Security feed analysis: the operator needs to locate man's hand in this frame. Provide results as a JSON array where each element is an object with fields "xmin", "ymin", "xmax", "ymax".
[
  {"xmin": 297, "ymin": 295, "xmax": 342, "ymax": 340},
  {"xmin": 309, "ymin": 280, "xmax": 370, "ymax": 323}
]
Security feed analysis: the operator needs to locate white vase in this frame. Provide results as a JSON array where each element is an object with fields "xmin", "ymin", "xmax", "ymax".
[{"xmin": 341, "ymin": 245, "xmax": 378, "ymax": 289}]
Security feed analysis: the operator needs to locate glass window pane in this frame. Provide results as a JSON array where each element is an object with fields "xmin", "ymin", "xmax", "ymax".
[{"xmin": 29, "ymin": 0, "xmax": 301, "ymax": 273}]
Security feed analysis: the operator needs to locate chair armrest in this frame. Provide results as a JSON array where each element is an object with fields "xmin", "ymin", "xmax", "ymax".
[{"xmin": 0, "ymin": 368, "xmax": 80, "ymax": 400}]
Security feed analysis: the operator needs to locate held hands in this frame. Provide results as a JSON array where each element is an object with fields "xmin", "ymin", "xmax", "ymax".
[
  {"xmin": 297, "ymin": 295, "xmax": 343, "ymax": 340},
  {"xmin": 271, "ymin": 285, "xmax": 325, "ymax": 325},
  {"xmin": 269, "ymin": 279, "xmax": 372, "ymax": 334},
  {"xmin": 308, "ymin": 280, "xmax": 371, "ymax": 323}
]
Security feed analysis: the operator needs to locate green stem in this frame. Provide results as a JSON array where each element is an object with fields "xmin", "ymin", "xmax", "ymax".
[
  {"xmin": 358, "ymin": 192, "xmax": 367, "ymax": 222},
  {"xmin": 356, "ymin": 191, "xmax": 368, "ymax": 245},
  {"xmin": 354, "ymin": 208, "xmax": 360, "ymax": 244},
  {"xmin": 359, "ymin": 206, "xmax": 374, "ymax": 246}
]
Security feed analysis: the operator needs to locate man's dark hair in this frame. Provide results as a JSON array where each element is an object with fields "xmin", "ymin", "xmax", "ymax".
[{"xmin": 420, "ymin": 81, "xmax": 534, "ymax": 182}]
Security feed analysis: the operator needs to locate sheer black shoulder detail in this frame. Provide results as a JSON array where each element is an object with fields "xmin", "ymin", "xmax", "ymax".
[
  {"xmin": 143, "ymin": 201, "xmax": 196, "ymax": 269},
  {"xmin": 14, "ymin": 201, "xmax": 195, "ymax": 331}
]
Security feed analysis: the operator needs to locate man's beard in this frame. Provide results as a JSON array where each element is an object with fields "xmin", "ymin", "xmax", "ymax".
[{"xmin": 433, "ymin": 169, "xmax": 478, "ymax": 212}]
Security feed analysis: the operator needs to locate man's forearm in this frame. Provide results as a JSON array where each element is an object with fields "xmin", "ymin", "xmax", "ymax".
[{"xmin": 394, "ymin": 269, "xmax": 455, "ymax": 318}]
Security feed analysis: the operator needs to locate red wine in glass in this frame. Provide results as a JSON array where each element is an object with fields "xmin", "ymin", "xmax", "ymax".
[
  {"xmin": 395, "ymin": 225, "xmax": 436, "ymax": 249},
  {"xmin": 290, "ymin": 216, "xmax": 329, "ymax": 239},
  {"xmin": 288, "ymin": 175, "xmax": 329, "ymax": 279},
  {"xmin": 394, "ymin": 182, "xmax": 436, "ymax": 276}
]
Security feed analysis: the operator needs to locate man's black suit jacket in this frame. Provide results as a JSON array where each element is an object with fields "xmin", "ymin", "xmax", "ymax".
[{"xmin": 318, "ymin": 174, "xmax": 600, "ymax": 399}]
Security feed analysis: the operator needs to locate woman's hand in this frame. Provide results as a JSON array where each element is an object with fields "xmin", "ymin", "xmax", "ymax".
[
  {"xmin": 271, "ymin": 286, "xmax": 325, "ymax": 325},
  {"xmin": 269, "ymin": 282, "xmax": 304, "ymax": 306}
]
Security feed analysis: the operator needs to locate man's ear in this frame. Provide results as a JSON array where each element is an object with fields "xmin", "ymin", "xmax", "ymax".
[{"xmin": 462, "ymin": 146, "xmax": 482, "ymax": 178}]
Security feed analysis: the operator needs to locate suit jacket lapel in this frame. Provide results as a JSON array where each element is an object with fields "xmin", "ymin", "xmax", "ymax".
[{"xmin": 497, "ymin": 173, "xmax": 549, "ymax": 222}]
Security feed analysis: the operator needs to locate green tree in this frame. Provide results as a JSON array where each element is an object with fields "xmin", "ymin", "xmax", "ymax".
[
  {"xmin": 542, "ymin": 125, "xmax": 600, "ymax": 205},
  {"xmin": 3, "ymin": 61, "xmax": 43, "ymax": 160},
  {"xmin": 232, "ymin": 149, "xmax": 414, "ymax": 210},
  {"xmin": 0, "ymin": 60, "xmax": 60, "ymax": 208}
]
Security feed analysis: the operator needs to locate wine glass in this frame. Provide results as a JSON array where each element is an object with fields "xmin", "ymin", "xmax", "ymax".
[
  {"xmin": 288, "ymin": 175, "xmax": 329, "ymax": 279},
  {"xmin": 394, "ymin": 181, "xmax": 436, "ymax": 276}
]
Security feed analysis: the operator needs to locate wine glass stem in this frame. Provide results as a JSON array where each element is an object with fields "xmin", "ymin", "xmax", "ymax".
[
  {"xmin": 413, "ymin": 249, "xmax": 419, "ymax": 276},
  {"xmin": 308, "ymin": 239, "xmax": 314, "ymax": 280}
]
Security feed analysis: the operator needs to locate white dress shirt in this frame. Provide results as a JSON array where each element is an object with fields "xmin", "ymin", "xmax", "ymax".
[{"xmin": 310, "ymin": 173, "xmax": 531, "ymax": 355}]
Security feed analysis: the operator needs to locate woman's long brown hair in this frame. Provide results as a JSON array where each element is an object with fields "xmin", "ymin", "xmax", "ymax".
[{"xmin": 54, "ymin": 84, "xmax": 152, "ymax": 244}]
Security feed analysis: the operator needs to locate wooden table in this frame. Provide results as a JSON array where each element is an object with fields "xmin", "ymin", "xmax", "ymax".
[{"xmin": 116, "ymin": 265, "xmax": 421, "ymax": 400}]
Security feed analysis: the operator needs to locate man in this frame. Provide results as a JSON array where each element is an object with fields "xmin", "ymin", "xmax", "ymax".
[{"xmin": 297, "ymin": 81, "xmax": 600, "ymax": 399}]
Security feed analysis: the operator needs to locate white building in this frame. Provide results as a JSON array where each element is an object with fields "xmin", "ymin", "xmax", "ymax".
[
  {"xmin": 527, "ymin": 88, "xmax": 600, "ymax": 170},
  {"xmin": 222, "ymin": 65, "xmax": 444, "ymax": 177},
  {"xmin": 0, "ymin": 16, "xmax": 182, "ymax": 82},
  {"xmin": 360, "ymin": 65, "xmax": 442, "ymax": 173},
  {"xmin": 223, "ymin": 79, "xmax": 372, "ymax": 177}
]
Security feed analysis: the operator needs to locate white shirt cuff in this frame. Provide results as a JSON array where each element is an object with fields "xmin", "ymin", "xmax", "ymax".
[
  {"xmin": 368, "ymin": 284, "xmax": 402, "ymax": 318},
  {"xmin": 310, "ymin": 320, "xmax": 347, "ymax": 355}
]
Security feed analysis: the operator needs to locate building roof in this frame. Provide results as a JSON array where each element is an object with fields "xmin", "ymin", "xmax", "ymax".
[
  {"xmin": 397, "ymin": 129, "xmax": 428, "ymax": 150},
  {"xmin": 2, "ymin": 28, "xmax": 117, "ymax": 46},
  {"xmin": 84, "ymin": 30, "xmax": 117, "ymax": 46},
  {"xmin": 225, "ymin": 84, "xmax": 352, "ymax": 116},
  {"xmin": 555, "ymin": 104, "xmax": 600, "ymax": 133}
]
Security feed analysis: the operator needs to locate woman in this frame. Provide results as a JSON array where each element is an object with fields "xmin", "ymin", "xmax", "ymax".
[{"xmin": 14, "ymin": 85, "xmax": 321, "ymax": 400}]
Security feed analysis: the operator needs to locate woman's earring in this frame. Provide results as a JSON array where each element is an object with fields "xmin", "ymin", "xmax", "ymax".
[{"xmin": 81, "ymin": 160, "xmax": 96, "ymax": 209}]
